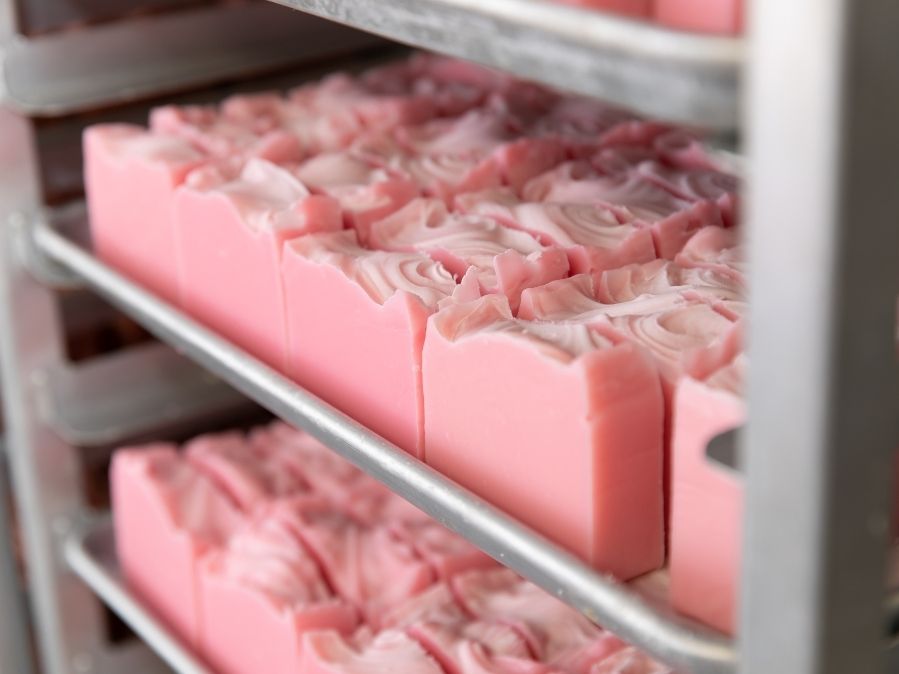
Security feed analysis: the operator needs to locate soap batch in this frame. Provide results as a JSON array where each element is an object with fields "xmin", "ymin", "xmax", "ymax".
[
  {"xmin": 113, "ymin": 421, "xmax": 670, "ymax": 674},
  {"xmin": 87, "ymin": 52, "xmax": 747, "ymax": 648}
]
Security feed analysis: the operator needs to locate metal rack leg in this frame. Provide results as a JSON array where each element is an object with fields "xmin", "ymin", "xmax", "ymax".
[
  {"xmin": 742, "ymin": 2, "xmax": 899, "ymax": 673},
  {"xmin": 0, "ymin": 108, "xmax": 170, "ymax": 674},
  {"xmin": 0, "ymin": 443, "xmax": 36, "ymax": 674}
]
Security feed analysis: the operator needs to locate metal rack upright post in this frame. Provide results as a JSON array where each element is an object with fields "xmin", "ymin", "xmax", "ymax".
[{"xmin": 0, "ymin": 1, "xmax": 896, "ymax": 673}]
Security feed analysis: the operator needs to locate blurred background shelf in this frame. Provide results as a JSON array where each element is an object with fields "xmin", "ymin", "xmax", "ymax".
[{"xmin": 264, "ymin": 0, "xmax": 742, "ymax": 128}]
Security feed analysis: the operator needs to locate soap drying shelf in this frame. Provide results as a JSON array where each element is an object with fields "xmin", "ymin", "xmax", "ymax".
[{"xmin": 26, "ymin": 212, "xmax": 736, "ymax": 674}]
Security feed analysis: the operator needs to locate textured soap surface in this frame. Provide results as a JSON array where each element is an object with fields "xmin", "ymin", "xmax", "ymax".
[
  {"xmin": 90, "ymin": 51, "xmax": 749, "ymax": 640},
  {"xmin": 111, "ymin": 422, "xmax": 672, "ymax": 673}
]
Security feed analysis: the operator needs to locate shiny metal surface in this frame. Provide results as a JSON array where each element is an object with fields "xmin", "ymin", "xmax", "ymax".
[
  {"xmin": 741, "ymin": 0, "xmax": 899, "ymax": 672},
  {"xmin": 265, "ymin": 0, "xmax": 742, "ymax": 128},
  {"xmin": 35, "ymin": 342, "xmax": 253, "ymax": 447},
  {"xmin": 1, "ymin": 3, "xmax": 381, "ymax": 116}
]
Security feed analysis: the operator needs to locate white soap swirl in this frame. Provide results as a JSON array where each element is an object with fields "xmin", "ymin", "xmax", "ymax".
[
  {"xmin": 608, "ymin": 303, "xmax": 736, "ymax": 381},
  {"xmin": 598, "ymin": 260, "xmax": 744, "ymax": 304},
  {"xmin": 433, "ymin": 295, "xmax": 611, "ymax": 361},
  {"xmin": 511, "ymin": 202, "xmax": 635, "ymax": 249},
  {"xmin": 290, "ymin": 230, "xmax": 456, "ymax": 308}
]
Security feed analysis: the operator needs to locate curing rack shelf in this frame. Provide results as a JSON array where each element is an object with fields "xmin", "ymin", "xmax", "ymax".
[
  {"xmin": 0, "ymin": 2, "xmax": 381, "ymax": 116},
  {"xmin": 25, "ymin": 213, "xmax": 735, "ymax": 674},
  {"xmin": 264, "ymin": 0, "xmax": 742, "ymax": 129}
]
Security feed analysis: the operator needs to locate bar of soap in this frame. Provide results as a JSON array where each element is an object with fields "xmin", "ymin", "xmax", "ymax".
[
  {"xmin": 368, "ymin": 199, "xmax": 570, "ymax": 312},
  {"xmin": 424, "ymin": 296, "xmax": 664, "ymax": 578},
  {"xmin": 110, "ymin": 445, "xmax": 244, "ymax": 647},
  {"xmin": 175, "ymin": 158, "xmax": 342, "ymax": 370},
  {"xmin": 457, "ymin": 189, "xmax": 656, "ymax": 277},
  {"xmin": 654, "ymin": 0, "xmax": 743, "ymax": 35},
  {"xmin": 669, "ymin": 357, "xmax": 746, "ymax": 635},
  {"xmin": 523, "ymin": 161, "xmax": 723, "ymax": 259},
  {"xmin": 300, "ymin": 629, "xmax": 445, "ymax": 674},
  {"xmin": 199, "ymin": 502, "xmax": 358, "ymax": 674},
  {"xmin": 84, "ymin": 124, "xmax": 208, "ymax": 304},
  {"xmin": 283, "ymin": 230, "xmax": 458, "ymax": 458}
]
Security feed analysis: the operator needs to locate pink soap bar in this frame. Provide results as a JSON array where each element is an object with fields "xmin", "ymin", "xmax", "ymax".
[
  {"xmin": 668, "ymin": 360, "xmax": 746, "ymax": 635},
  {"xmin": 655, "ymin": 0, "xmax": 743, "ymax": 35},
  {"xmin": 175, "ymin": 159, "xmax": 342, "ymax": 370},
  {"xmin": 457, "ymin": 188, "xmax": 656, "ymax": 277},
  {"xmin": 368, "ymin": 199, "xmax": 570, "ymax": 312},
  {"xmin": 424, "ymin": 297, "xmax": 664, "ymax": 578},
  {"xmin": 84, "ymin": 124, "xmax": 208, "ymax": 304},
  {"xmin": 283, "ymin": 230, "xmax": 458, "ymax": 458},
  {"xmin": 522, "ymin": 161, "xmax": 724, "ymax": 259},
  {"xmin": 184, "ymin": 430, "xmax": 311, "ymax": 513},
  {"xmin": 110, "ymin": 446, "xmax": 244, "ymax": 647},
  {"xmin": 300, "ymin": 629, "xmax": 445, "ymax": 674},
  {"xmin": 552, "ymin": 0, "xmax": 652, "ymax": 18},
  {"xmin": 199, "ymin": 503, "xmax": 358, "ymax": 674}
]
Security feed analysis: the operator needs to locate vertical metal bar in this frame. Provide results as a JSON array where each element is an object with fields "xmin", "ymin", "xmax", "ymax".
[
  {"xmin": 742, "ymin": 2, "xmax": 899, "ymax": 673},
  {"xmin": 0, "ymin": 443, "xmax": 36, "ymax": 674},
  {"xmin": 0, "ymin": 108, "xmax": 109, "ymax": 674}
]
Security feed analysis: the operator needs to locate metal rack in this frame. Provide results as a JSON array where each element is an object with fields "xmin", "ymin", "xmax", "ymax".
[{"xmin": 0, "ymin": 1, "xmax": 897, "ymax": 674}]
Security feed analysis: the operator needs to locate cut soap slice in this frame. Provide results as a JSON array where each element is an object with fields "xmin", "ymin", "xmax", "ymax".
[
  {"xmin": 110, "ymin": 445, "xmax": 244, "ymax": 648},
  {"xmin": 668, "ymin": 358, "xmax": 746, "ymax": 635},
  {"xmin": 175, "ymin": 159, "xmax": 342, "ymax": 370},
  {"xmin": 198, "ymin": 501, "xmax": 358, "ymax": 674},
  {"xmin": 423, "ymin": 296, "xmax": 664, "ymax": 578},
  {"xmin": 84, "ymin": 124, "xmax": 208, "ymax": 304},
  {"xmin": 282, "ymin": 230, "xmax": 458, "ymax": 458}
]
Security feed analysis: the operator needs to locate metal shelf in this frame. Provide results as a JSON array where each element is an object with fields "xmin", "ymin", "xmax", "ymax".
[
  {"xmin": 26, "ymin": 214, "xmax": 736, "ymax": 674},
  {"xmin": 63, "ymin": 520, "xmax": 211, "ymax": 674},
  {"xmin": 263, "ymin": 0, "xmax": 742, "ymax": 129},
  {"xmin": 0, "ymin": 2, "xmax": 382, "ymax": 117},
  {"xmin": 35, "ymin": 342, "xmax": 255, "ymax": 448}
]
